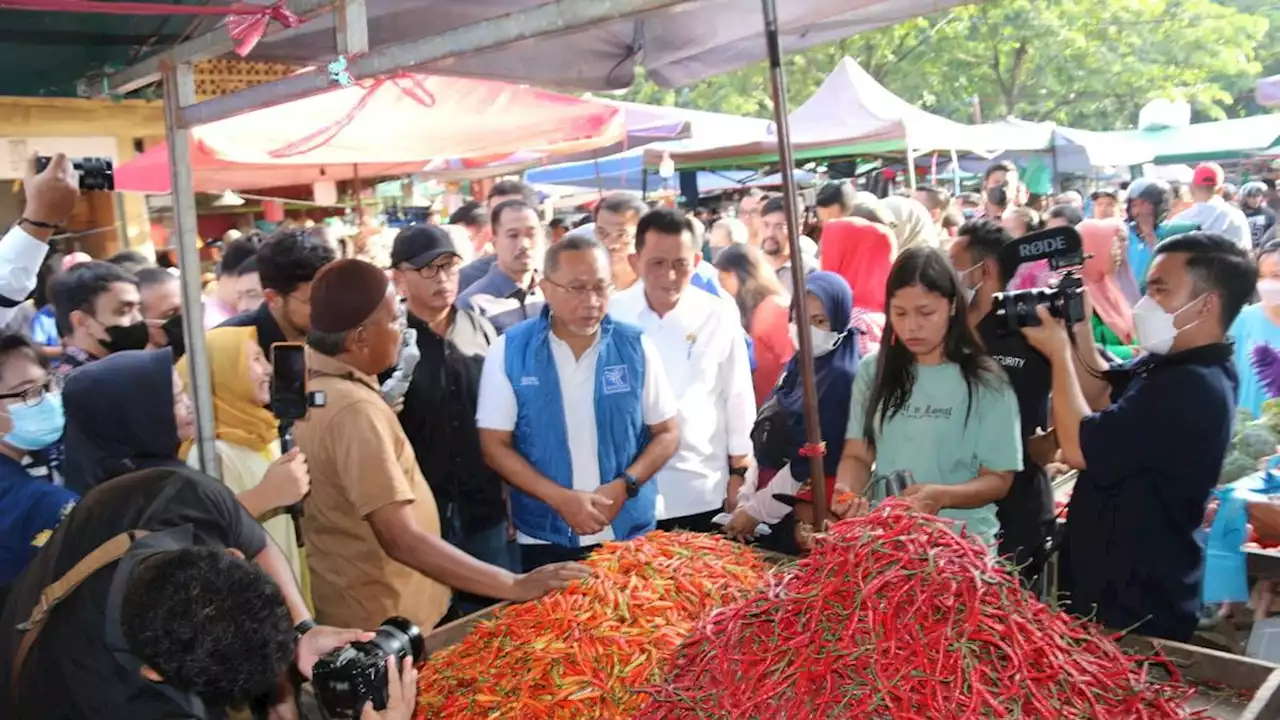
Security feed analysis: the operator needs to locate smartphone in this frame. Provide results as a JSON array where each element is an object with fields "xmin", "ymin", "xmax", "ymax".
[{"xmin": 270, "ymin": 342, "xmax": 309, "ymax": 421}]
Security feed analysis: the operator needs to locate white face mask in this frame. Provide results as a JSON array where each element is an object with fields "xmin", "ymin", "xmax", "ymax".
[
  {"xmin": 1132, "ymin": 294, "xmax": 1205, "ymax": 355},
  {"xmin": 1258, "ymin": 279, "xmax": 1280, "ymax": 307},
  {"xmin": 789, "ymin": 322, "xmax": 843, "ymax": 357},
  {"xmin": 958, "ymin": 263, "xmax": 984, "ymax": 306}
]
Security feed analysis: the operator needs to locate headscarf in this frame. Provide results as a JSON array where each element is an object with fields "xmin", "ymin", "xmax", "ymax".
[
  {"xmin": 882, "ymin": 196, "xmax": 939, "ymax": 252},
  {"xmin": 1078, "ymin": 219, "xmax": 1135, "ymax": 343},
  {"xmin": 62, "ymin": 348, "xmax": 182, "ymax": 494},
  {"xmin": 819, "ymin": 218, "xmax": 893, "ymax": 313},
  {"xmin": 176, "ymin": 326, "xmax": 278, "ymax": 458},
  {"xmin": 774, "ymin": 272, "xmax": 860, "ymax": 479}
]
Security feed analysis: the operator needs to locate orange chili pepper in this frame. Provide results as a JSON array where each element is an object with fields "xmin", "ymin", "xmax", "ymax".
[{"xmin": 413, "ymin": 532, "xmax": 766, "ymax": 720}]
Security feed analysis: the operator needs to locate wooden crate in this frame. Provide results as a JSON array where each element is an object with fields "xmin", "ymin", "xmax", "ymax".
[{"xmin": 1119, "ymin": 636, "xmax": 1280, "ymax": 720}]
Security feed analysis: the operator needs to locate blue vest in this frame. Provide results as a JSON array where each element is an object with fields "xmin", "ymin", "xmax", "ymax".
[{"xmin": 503, "ymin": 308, "xmax": 654, "ymax": 546}]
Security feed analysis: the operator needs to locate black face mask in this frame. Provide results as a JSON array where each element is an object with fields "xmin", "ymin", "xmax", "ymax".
[
  {"xmin": 161, "ymin": 314, "xmax": 186, "ymax": 361},
  {"xmin": 100, "ymin": 320, "xmax": 151, "ymax": 354}
]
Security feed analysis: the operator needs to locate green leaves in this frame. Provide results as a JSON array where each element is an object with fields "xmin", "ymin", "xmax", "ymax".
[{"xmin": 615, "ymin": 0, "xmax": 1270, "ymax": 130}]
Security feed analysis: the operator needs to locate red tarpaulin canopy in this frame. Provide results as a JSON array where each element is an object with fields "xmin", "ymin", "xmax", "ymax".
[{"xmin": 116, "ymin": 72, "xmax": 626, "ymax": 193}]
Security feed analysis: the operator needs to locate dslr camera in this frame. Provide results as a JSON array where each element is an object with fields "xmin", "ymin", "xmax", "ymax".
[
  {"xmin": 35, "ymin": 155, "xmax": 114, "ymax": 192},
  {"xmin": 312, "ymin": 616, "xmax": 424, "ymax": 718},
  {"xmin": 991, "ymin": 226, "xmax": 1088, "ymax": 335}
]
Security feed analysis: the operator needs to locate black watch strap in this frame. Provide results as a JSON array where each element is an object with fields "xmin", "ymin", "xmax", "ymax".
[
  {"xmin": 729, "ymin": 466, "xmax": 748, "ymax": 478},
  {"xmin": 293, "ymin": 618, "xmax": 316, "ymax": 642},
  {"xmin": 619, "ymin": 472, "xmax": 640, "ymax": 498}
]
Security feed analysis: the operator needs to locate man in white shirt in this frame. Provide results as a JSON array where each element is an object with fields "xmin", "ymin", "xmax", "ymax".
[
  {"xmin": 476, "ymin": 234, "xmax": 681, "ymax": 570},
  {"xmin": 1173, "ymin": 163, "xmax": 1252, "ymax": 250},
  {"xmin": 0, "ymin": 154, "xmax": 80, "ymax": 329},
  {"xmin": 610, "ymin": 208, "xmax": 755, "ymax": 531}
]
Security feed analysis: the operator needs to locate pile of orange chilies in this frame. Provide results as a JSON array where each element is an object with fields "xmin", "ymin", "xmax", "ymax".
[{"xmin": 414, "ymin": 531, "xmax": 768, "ymax": 720}]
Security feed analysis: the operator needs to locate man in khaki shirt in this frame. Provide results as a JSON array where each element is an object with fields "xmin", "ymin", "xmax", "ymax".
[{"xmin": 295, "ymin": 259, "xmax": 589, "ymax": 631}]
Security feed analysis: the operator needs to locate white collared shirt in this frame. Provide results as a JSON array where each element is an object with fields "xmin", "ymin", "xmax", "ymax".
[
  {"xmin": 0, "ymin": 225, "xmax": 49, "ymax": 327},
  {"xmin": 609, "ymin": 282, "xmax": 755, "ymax": 519},
  {"xmin": 476, "ymin": 328, "xmax": 678, "ymax": 545}
]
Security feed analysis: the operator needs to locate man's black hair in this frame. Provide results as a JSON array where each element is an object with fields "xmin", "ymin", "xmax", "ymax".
[
  {"xmin": 957, "ymin": 219, "xmax": 1014, "ymax": 283},
  {"xmin": 490, "ymin": 199, "xmax": 534, "ymax": 230},
  {"xmin": 762, "ymin": 195, "xmax": 788, "ymax": 218},
  {"xmin": 255, "ymin": 228, "xmax": 336, "ymax": 295},
  {"xmin": 121, "ymin": 547, "xmax": 294, "ymax": 710},
  {"xmin": 915, "ymin": 184, "xmax": 951, "ymax": 212},
  {"xmin": 52, "ymin": 261, "xmax": 137, "ymax": 338},
  {"xmin": 235, "ymin": 256, "xmax": 258, "ymax": 276},
  {"xmin": 1046, "ymin": 204, "xmax": 1084, "ymax": 227},
  {"xmin": 635, "ymin": 208, "xmax": 696, "ymax": 254},
  {"xmin": 984, "ymin": 160, "xmax": 1017, "ymax": 184},
  {"xmin": 0, "ymin": 331, "xmax": 50, "ymax": 378},
  {"xmin": 1155, "ymin": 231, "xmax": 1256, "ymax": 330},
  {"xmin": 218, "ymin": 239, "xmax": 259, "ymax": 278},
  {"xmin": 135, "ymin": 266, "xmax": 177, "ymax": 291},
  {"xmin": 814, "ymin": 181, "xmax": 856, "ymax": 212},
  {"xmin": 594, "ymin": 193, "xmax": 647, "ymax": 220},
  {"xmin": 107, "ymin": 249, "xmax": 152, "ymax": 275},
  {"xmin": 487, "ymin": 180, "xmax": 532, "ymax": 203},
  {"xmin": 545, "ymin": 234, "xmax": 607, "ymax": 277},
  {"xmin": 449, "ymin": 200, "xmax": 488, "ymax": 229},
  {"xmin": 548, "ymin": 218, "xmax": 568, "ymax": 231}
]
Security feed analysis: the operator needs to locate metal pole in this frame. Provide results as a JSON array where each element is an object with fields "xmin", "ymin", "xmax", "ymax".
[
  {"xmin": 352, "ymin": 163, "xmax": 364, "ymax": 223},
  {"xmin": 163, "ymin": 63, "xmax": 220, "ymax": 478},
  {"xmin": 760, "ymin": 0, "xmax": 828, "ymax": 529},
  {"xmin": 906, "ymin": 142, "xmax": 918, "ymax": 191}
]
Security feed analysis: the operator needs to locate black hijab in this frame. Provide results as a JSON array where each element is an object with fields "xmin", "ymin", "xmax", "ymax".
[{"xmin": 63, "ymin": 348, "xmax": 184, "ymax": 495}]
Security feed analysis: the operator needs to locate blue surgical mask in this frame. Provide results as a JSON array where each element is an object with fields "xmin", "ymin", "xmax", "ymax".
[{"xmin": 3, "ymin": 391, "xmax": 65, "ymax": 451}]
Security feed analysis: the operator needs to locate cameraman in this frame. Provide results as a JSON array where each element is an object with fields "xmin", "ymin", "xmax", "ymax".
[
  {"xmin": 1019, "ymin": 232, "xmax": 1253, "ymax": 642},
  {"xmin": 949, "ymin": 220, "xmax": 1055, "ymax": 586},
  {"xmin": 0, "ymin": 465, "xmax": 416, "ymax": 720}
]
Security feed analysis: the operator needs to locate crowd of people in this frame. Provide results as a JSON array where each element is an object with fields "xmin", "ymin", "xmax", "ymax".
[{"xmin": 1, "ymin": 151, "xmax": 1279, "ymax": 718}]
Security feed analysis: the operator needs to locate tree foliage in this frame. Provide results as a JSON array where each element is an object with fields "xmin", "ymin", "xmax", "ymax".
[{"xmin": 616, "ymin": 0, "xmax": 1270, "ymax": 130}]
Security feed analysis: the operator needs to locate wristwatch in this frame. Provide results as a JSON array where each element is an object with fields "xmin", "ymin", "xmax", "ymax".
[
  {"xmin": 618, "ymin": 472, "xmax": 640, "ymax": 499},
  {"xmin": 293, "ymin": 618, "xmax": 316, "ymax": 643},
  {"xmin": 728, "ymin": 466, "xmax": 749, "ymax": 480}
]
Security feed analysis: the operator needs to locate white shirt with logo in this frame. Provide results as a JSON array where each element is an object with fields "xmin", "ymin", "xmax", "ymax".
[{"xmin": 609, "ymin": 282, "xmax": 756, "ymax": 520}]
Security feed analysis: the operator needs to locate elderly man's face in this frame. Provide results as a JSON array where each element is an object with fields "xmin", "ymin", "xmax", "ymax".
[{"xmin": 543, "ymin": 248, "xmax": 611, "ymax": 338}]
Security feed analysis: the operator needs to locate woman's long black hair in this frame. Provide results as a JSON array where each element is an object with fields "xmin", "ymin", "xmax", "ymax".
[
  {"xmin": 713, "ymin": 244, "xmax": 785, "ymax": 332},
  {"xmin": 863, "ymin": 246, "xmax": 1002, "ymax": 451}
]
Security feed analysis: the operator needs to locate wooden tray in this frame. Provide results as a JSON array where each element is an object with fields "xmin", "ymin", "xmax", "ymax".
[{"xmin": 1120, "ymin": 636, "xmax": 1280, "ymax": 720}]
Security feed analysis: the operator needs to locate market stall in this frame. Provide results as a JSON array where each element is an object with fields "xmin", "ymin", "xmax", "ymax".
[{"xmin": 414, "ymin": 508, "xmax": 1280, "ymax": 719}]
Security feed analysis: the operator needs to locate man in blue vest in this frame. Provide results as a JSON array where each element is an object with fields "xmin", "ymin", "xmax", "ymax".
[{"xmin": 476, "ymin": 235, "xmax": 681, "ymax": 571}]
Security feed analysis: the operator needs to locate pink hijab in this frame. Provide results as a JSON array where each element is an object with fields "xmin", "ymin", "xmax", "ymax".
[{"xmin": 1078, "ymin": 219, "xmax": 1134, "ymax": 343}]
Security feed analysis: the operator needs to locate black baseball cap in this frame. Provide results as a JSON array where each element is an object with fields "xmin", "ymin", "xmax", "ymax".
[{"xmin": 390, "ymin": 224, "xmax": 459, "ymax": 269}]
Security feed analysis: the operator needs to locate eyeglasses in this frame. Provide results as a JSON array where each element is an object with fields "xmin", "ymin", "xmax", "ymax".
[
  {"xmin": 543, "ymin": 278, "xmax": 614, "ymax": 299},
  {"xmin": 413, "ymin": 259, "xmax": 462, "ymax": 280},
  {"xmin": 0, "ymin": 376, "xmax": 63, "ymax": 408}
]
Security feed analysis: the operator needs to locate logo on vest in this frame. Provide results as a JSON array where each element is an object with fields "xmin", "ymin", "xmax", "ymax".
[
  {"xmin": 602, "ymin": 365, "xmax": 631, "ymax": 394},
  {"xmin": 519, "ymin": 376, "xmax": 540, "ymax": 386}
]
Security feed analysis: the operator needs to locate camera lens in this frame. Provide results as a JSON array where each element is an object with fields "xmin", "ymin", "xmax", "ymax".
[{"xmin": 370, "ymin": 616, "xmax": 424, "ymax": 664}]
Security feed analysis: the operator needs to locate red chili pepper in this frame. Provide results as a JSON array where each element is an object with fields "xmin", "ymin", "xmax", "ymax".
[{"xmin": 637, "ymin": 501, "xmax": 1209, "ymax": 719}]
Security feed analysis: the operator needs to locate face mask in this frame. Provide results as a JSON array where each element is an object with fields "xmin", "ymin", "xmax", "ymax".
[
  {"xmin": 161, "ymin": 314, "xmax": 186, "ymax": 360},
  {"xmin": 1258, "ymin": 280, "xmax": 1280, "ymax": 307},
  {"xmin": 1132, "ymin": 294, "xmax": 1205, "ymax": 355},
  {"xmin": 958, "ymin": 264, "xmax": 984, "ymax": 306},
  {"xmin": 3, "ymin": 391, "xmax": 65, "ymax": 451},
  {"xmin": 97, "ymin": 319, "xmax": 150, "ymax": 354},
  {"xmin": 789, "ymin": 322, "xmax": 843, "ymax": 357}
]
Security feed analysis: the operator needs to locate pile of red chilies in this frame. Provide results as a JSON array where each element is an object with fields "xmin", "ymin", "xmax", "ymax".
[{"xmin": 638, "ymin": 502, "xmax": 1205, "ymax": 719}]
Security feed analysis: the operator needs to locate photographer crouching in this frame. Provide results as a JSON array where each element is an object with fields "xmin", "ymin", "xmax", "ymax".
[
  {"xmin": 0, "ymin": 466, "xmax": 416, "ymax": 720},
  {"xmin": 1017, "ymin": 231, "xmax": 1253, "ymax": 642}
]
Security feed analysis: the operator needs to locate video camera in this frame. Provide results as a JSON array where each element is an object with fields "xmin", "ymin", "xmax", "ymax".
[
  {"xmin": 312, "ymin": 616, "xmax": 424, "ymax": 719},
  {"xmin": 991, "ymin": 226, "xmax": 1088, "ymax": 335},
  {"xmin": 35, "ymin": 155, "xmax": 114, "ymax": 192}
]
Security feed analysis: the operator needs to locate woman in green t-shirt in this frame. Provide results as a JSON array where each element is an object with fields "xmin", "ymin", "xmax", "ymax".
[{"xmin": 832, "ymin": 247, "xmax": 1024, "ymax": 546}]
